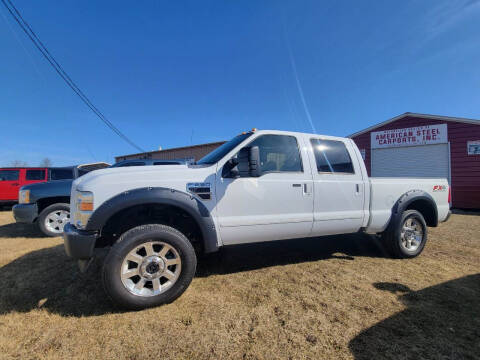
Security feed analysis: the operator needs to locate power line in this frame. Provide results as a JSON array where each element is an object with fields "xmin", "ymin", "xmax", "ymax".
[{"xmin": 1, "ymin": 0, "xmax": 145, "ymax": 152}]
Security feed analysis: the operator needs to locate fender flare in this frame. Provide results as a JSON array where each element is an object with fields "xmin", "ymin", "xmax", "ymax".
[
  {"xmin": 85, "ymin": 187, "xmax": 218, "ymax": 253},
  {"xmin": 388, "ymin": 190, "xmax": 438, "ymax": 230}
]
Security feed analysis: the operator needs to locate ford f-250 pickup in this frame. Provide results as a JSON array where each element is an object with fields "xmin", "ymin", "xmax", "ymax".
[{"xmin": 63, "ymin": 129, "xmax": 451, "ymax": 309}]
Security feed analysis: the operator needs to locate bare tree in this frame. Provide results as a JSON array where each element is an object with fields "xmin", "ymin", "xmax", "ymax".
[
  {"xmin": 10, "ymin": 160, "xmax": 28, "ymax": 167},
  {"xmin": 39, "ymin": 158, "xmax": 53, "ymax": 167}
]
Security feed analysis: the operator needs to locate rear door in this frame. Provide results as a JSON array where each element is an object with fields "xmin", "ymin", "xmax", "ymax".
[
  {"xmin": 308, "ymin": 137, "xmax": 366, "ymax": 235},
  {"xmin": 23, "ymin": 168, "xmax": 48, "ymax": 187},
  {"xmin": 0, "ymin": 169, "xmax": 21, "ymax": 201}
]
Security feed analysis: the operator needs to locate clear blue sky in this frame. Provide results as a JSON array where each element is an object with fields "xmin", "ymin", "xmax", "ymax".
[{"xmin": 1, "ymin": 0, "xmax": 480, "ymax": 166}]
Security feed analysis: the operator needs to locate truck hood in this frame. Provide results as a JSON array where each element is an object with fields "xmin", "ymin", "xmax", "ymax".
[
  {"xmin": 21, "ymin": 179, "xmax": 74, "ymax": 204},
  {"xmin": 73, "ymin": 164, "xmax": 216, "ymax": 209},
  {"xmin": 21, "ymin": 179, "xmax": 73, "ymax": 191}
]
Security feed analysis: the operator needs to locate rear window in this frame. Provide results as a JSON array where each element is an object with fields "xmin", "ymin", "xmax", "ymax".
[
  {"xmin": 311, "ymin": 139, "xmax": 355, "ymax": 174},
  {"xmin": 0, "ymin": 170, "xmax": 20, "ymax": 181},
  {"xmin": 50, "ymin": 168, "xmax": 74, "ymax": 180},
  {"xmin": 112, "ymin": 161, "xmax": 146, "ymax": 167},
  {"xmin": 26, "ymin": 169, "xmax": 46, "ymax": 180},
  {"xmin": 153, "ymin": 161, "xmax": 180, "ymax": 165},
  {"xmin": 78, "ymin": 169, "xmax": 90, "ymax": 177}
]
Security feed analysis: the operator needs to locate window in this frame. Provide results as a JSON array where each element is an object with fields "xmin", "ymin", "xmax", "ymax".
[
  {"xmin": 248, "ymin": 135, "xmax": 302, "ymax": 172},
  {"xmin": 116, "ymin": 161, "xmax": 146, "ymax": 167},
  {"xmin": 0, "ymin": 170, "xmax": 20, "ymax": 181},
  {"xmin": 50, "ymin": 168, "xmax": 74, "ymax": 180},
  {"xmin": 111, "ymin": 161, "xmax": 147, "ymax": 167},
  {"xmin": 78, "ymin": 169, "xmax": 90, "ymax": 177},
  {"xmin": 153, "ymin": 161, "xmax": 181, "ymax": 165},
  {"xmin": 197, "ymin": 132, "xmax": 253, "ymax": 165},
  {"xmin": 311, "ymin": 139, "xmax": 354, "ymax": 174},
  {"xmin": 26, "ymin": 169, "xmax": 46, "ymax": 180}
]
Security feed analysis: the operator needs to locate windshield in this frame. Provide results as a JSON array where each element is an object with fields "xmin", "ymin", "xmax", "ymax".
[{"xmin": 197, "ymin": 133, "xmax": 253, "ymax": 165}]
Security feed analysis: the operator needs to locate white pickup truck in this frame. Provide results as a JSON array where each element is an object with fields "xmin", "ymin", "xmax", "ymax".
[{"xmin": 63, "ymin": 129, "xmax": 451, "ymax": 309}]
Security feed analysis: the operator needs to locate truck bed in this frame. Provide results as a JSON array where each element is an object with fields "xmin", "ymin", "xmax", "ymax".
[{"xmin": 366, "ymin": 177, "xmax": 450, "ymax": 233}]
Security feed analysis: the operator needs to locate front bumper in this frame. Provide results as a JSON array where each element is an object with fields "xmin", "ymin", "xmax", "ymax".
[
  {"xmin": 63, "ymin": 222, "xmax": 98, "ymax": 260},
  {"xmin": 13, "ymin": 203, "xmax": 38, "ymax": 223}
]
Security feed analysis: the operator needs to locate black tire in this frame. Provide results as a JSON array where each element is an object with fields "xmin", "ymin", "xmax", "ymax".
[
  {"xmin": 37, "ymin": 203, "xmax": 70, "ymax": 237},
  {"xmin": 383, "ymin": 209, "xmax": 428, "ymax": 259},
  {"xmin": 102, "ymin": 224, "xmax": 197, "ymax": 310}
]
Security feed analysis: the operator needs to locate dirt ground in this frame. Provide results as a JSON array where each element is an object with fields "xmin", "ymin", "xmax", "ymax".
[{"xmin": 0, "ymin": 210, "xmax": 478, "ymax": 360}]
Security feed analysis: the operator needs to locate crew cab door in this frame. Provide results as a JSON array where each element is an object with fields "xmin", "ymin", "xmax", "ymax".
[
  {"xmin": 307, "ymin": 137, "xmax": 366, "ymax": 235},
  {"xmin": 215, "ymin": 134, "xmax": 314, "ymax": 245},
  {"xmin": 0, "ymin": 169, "xmax": 21, "ymax": 201}
]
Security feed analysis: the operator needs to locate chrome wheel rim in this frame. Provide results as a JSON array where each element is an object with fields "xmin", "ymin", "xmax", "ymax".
[
  {"xmin": 400, "ymin": 217, "xmax": 424, "ymax": 251},
  {"xmin": 45, "ymin": 210, "xmax": 70, "ymax": 234},
  {"xmin": 121, "ymin": 241, "xmax": 182, "ymax": 297}
]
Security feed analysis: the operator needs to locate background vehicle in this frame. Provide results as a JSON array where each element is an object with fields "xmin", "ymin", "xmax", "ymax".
[
  {"xmin": 12, "ymin": 160, "xmax": 187, "ymax": 236},
  {"xmin": 63, "ymin": 130, "xmax": 451, "ymax": 309},
  {"xmin": 0, "ymin": 167, "xmax": 48, "ymax": 205},
  {"xmin": 13, "ymin": 163, "xmax": 110, "ymax": 236}
]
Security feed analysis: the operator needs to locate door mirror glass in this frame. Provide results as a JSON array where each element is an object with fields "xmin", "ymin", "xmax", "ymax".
[
  {"xmin": 237, "ymin": 146, "xmax": 262, "ymax": 178},
  {"xmin": 249, "ymin": 146, "xmax": 262, "ymax": 177},
  {"xmin": 223, "ymin": 146, "xmax": 262, "ymax": 178}
]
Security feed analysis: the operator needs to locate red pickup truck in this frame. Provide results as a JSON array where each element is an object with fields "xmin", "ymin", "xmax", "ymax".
[{"xmin": 0, "ymin": 168, "xmax": 49, "ymax": 204}]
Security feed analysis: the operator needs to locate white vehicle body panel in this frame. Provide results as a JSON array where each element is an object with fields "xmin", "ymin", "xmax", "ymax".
[
  {"xmin": 215, "ymin": 132, "xmax": 314, "ymax": 245},
  {"xmin": 366, "ymin": 177, "xmax": 450, "ymax": 233},
  {"xmin": 305, "ymin": 135, "xmax": 367, "ymax": 236}
]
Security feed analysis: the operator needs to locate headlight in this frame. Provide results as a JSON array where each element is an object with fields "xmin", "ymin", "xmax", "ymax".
[
  {"xmin": 74, "ymin": 191, "xmax": 94, "ymax": 229},
  {"xmin": 19, "ymin": 190, "xmax": 30, "ymax": 204},
  {"xmin": 77, "ymin": 191, "xmax": 94, "ymax": 211}
]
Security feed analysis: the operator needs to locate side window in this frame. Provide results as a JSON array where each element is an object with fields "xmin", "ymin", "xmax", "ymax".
[
  {"xmin": 26, "ymin": 169, "xmax": 46, "ymax": 180},
  {"xmin": 113, "ymin": 161, "xmax": 146, "ymax": 167},
  {"xmin": 0, "ymin": 170, "xmax": 20, "ymax": 181},
  {"xmin": 50, "ymin": 169, "xmax": 74, "ymax": 180},
  {"xmin": 77, "ymin": 169, "xmax": 90, "ymax": 177},
  {"xmin": 248, "ymin": 135, "xmax": 303, "ymax": 172},
  {"xmin": 311, "ymin": 139, "xmax": 355, "ymax": 174}
]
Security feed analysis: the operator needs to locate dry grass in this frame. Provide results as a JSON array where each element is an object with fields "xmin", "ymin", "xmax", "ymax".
[{"xmin": 0, "ymin": 210, "xmax": 478, "ymax": 360}]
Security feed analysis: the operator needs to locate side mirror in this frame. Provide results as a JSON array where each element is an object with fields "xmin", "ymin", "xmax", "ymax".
[
  {"xmin": 249, "ymin": 146, "xmax": 262, "ymax": 177},
  {"xmin": 237, "ymin": 146, "xmax": 262, "ymax": 177}
]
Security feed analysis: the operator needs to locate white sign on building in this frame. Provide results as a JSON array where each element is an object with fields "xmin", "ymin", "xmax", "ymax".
[{"xmin": 371, "ymin": 124, "xmax": 448, "ymax": 149}]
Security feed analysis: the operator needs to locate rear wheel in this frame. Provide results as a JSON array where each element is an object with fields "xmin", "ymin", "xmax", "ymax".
[
  {"xmin": 102, "ymin": 224, "xmax": 197, "ymax": 310},
  {"xmin": 38, "ymin": 203, "xmax": 70, "ymax": 237},
  {"xmin": 383, "ymin": 210, "xmax": 428, "ymax": 258}
]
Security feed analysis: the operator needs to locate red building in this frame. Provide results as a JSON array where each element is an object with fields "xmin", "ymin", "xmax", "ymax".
[{"xmin": 350, "ymin": 113, "xmax": 480, "ymax": 209}]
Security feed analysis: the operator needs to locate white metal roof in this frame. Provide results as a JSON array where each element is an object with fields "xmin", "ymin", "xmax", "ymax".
[{"xmin": 348, "ymin": 112, "xmax": 480, "ymax": 138}]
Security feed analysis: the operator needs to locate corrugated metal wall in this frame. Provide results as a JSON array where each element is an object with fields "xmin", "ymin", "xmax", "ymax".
[
  {"xmin": 351, "ymin": 115, "xmax": 480, "ymax": 209},
  {"xmin": 115, "ymin": 141, "xmax": 225, "ymax": 163}
]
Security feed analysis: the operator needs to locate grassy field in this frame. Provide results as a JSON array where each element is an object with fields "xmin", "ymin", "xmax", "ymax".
[{"xmin": 0, "ymin": 210, "xmax": 479, "ymax": 360}]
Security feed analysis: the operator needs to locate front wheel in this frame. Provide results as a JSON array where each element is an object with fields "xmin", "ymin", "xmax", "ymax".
[
  {"xmin": 38, "ymin": 203, "xmax": 70, "ymax": 237},
  {"xmin": 102, "ymin": 224, "xmax": 197, "ymax": 310},
  {"xmin": 383, "ymin": 209, "xmax": 428, "ymax": 258}
]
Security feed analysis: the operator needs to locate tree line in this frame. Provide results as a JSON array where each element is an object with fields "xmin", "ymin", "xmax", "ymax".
[{"xmin": 9, "ymin": 158, "xmax": 53, "ymax": 167}]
